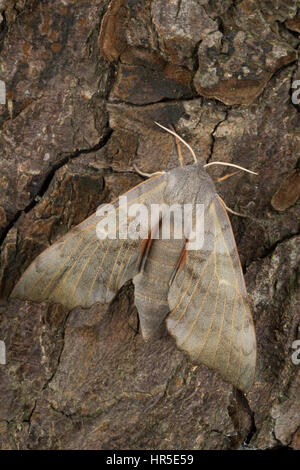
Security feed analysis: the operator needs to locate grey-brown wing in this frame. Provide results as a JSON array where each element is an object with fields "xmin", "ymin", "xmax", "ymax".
[
  {"xmin": 11, "ymin": 175, "xmax": 167, "ymax": 310},
  {"xmin": 167, "ymin": 196, "xmax": 256, "ymax": 392}
]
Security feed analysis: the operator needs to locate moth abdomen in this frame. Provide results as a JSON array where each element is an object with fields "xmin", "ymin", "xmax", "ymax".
[{"xmin": 133, "ymin": 236, "xmax": 185, "ymax": 340}]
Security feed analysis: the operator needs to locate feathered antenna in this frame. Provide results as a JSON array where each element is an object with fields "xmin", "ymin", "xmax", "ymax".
[
  {"xmin": 155, "ymin": 122, "xmax": 198, "ymax": 164},
  {"xmin": 204, "ymin": 161, "xmax": 258, "ymax": 175},
  {"xmin": 155, "ymin": 122, "xmax": 258, "ymax": 176}
]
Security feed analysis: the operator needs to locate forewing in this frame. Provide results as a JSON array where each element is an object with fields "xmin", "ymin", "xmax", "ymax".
[
  {"xmin": 167, "ymin": 196, "xmax": 256, "ymax": 392},
  {"xmin": 11, "ymin": 175, "xmax": 167, "ymax": 310}
]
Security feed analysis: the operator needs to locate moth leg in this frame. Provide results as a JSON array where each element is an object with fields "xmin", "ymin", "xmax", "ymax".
[
  {"xmin": 216, "ymin": 170, "xmax": 240, "ymax": 182},
  {"xmin": 133, "ymin": 164, "xmax": 165, "ymax": 179},
  {"xmin": 218, "ymin": 196, "xmax": 251, "ymax": 219}
]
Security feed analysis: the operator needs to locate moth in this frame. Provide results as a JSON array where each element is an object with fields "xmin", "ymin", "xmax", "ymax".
[{"xmin": 11, "ymin": 124, "xmax": 256, "ymax": 393}]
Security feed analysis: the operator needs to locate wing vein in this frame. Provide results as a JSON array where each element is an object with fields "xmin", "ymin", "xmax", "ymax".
[
  {"xmin": 87, "ymin": 239, "xmax": 114, "ymax": 303},
  {"xmin": 180, "ymin": 271, "xmax": 215, "ymax": 345},
  {"xmin": 224, "ymin": 292, "xmax": 238, "ymax": 376},
  {"xmin": 25, "ymin": 180, "xmax": 166, "ymax": 296},
  {"xmin": 63, "ymin": 237, "xmax": 99, "ymax": 300},
  {"xmin": 169, "ymin": 252, "xmax": 213, "ymax": 327},
  {"xmin": 195, "ymin": 279, "xmax": 220, "ymax": 360}
]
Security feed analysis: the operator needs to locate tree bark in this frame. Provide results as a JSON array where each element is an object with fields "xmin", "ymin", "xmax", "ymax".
[{"xmin": 0, "ymin": 0, "xmax": 299, "ymax": 450}]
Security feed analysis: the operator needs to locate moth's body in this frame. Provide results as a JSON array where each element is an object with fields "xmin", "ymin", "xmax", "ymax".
[
  {"xmin": 134, "ymin": 163, "xmax": 216, "ymax": 339},
  {"xmin": 134, "ymin": 236, "xmax": 185, "ymax": 340},
  {"xmin": 11, "ymin": 161, "xmax": 256, "ymax": 392}
]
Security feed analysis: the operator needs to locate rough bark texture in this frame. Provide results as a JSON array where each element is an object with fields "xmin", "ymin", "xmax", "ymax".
[{"xmin": 0, "ymin": 0, "xmax": 299, "ymax": 450}]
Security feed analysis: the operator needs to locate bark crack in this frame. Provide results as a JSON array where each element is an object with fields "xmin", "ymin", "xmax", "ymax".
[
  {"xmin": 0, "ymin": 127, "xmax": 113, "ymax": 248},
  {"xmin": 258, "ymin": 228, "xmax": 300, "ymax": 261},
  {"xmin": 206, "ymin": 107, "xmax": 230, "ymax": 164},
  {"xmin": 42, "ymin": 309, "xmax": 72, "ymax": 391},
  {"xmin": 227, "ymin": 388, "xmax": 257, "ymax": 448},
  {"xmin": 23, "ymin": 399, "xmax": 37, "ymax": 434},
  {"xmin": 149, "ymin": 0, "xmax": 161, "ymax": 51}
]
